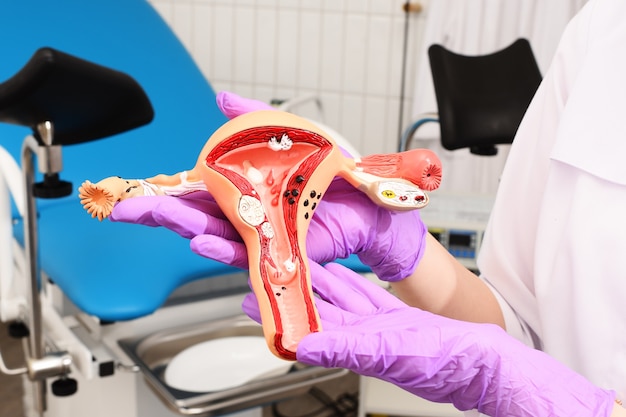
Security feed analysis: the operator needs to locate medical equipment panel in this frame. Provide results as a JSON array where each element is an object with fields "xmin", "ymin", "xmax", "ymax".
[{"xmin": 420, "ymin": 193, "xmax": 494, "ymax": 271}]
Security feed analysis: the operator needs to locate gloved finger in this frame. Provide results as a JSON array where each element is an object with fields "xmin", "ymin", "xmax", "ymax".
[
  {"xmin": 241, "ymin": 262, "xmax": 362, "ymax": 328},
  {"xmin": 177, "ymin": 191, "xmax": 229, "ymax": 220},
  {"xmin": 310, "ymin": 262, "xmax": 383, "ymax": 316},
  {"xmin": 216, "ymin": 91, "xmax": 275, "ymax": 119},
  {"xmin": 110, "ymin": 192, "xmax": 224, "ymax": 223},
  {"xmin": 313, "ymin": 262, "xmax": 406, "ymax": 313},
  {"xmin": 190, "ymin": 234, "xmax": 249, "ymax": 269},
  {"xmin": 151, "ymin": 199, "xmax": 241, "ymax": 240},
  {"xmin": 325, "ymin": 175, "xmax": 361, "ymax": 194},
  {"xmin": 313, "ymin": 295, "xmax": 362, "ymax": 330},
  {"xmin": 296, "ymin": 306, "xmax": 439, "ymax": 371},
  {"xmin": 241, "ymin": 286, "xmax": 359, "ymax": 331},
  {"xmin": 241, "ymin": 292, "xmax": 261, "ymax": 324},
  {"xmin": 177, "ymin": 190, "xmax": 215, "ymax": 202},
  {"xmin": 296, "ymin": 329, "xmax": 352, "ymax": 369},
  {"xmin": 109, "ymin": 196, "xmax": 170, "ymax": 226},
  {"xmin": 305, "ymin": 191, "xmax": 376, "ymax": 263}
]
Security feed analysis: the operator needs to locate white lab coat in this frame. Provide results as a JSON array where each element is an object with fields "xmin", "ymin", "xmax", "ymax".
[{"xmin": 478, "ymin": 0, "xmax": 626, "ymax": 403}]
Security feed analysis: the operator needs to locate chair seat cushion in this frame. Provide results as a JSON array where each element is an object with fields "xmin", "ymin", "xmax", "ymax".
[{"xmin": 13, "ymin": 200, "xmax": 242, "ymax": 321}]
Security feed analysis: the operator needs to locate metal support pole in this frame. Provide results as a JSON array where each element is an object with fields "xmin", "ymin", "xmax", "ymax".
[{"xmin": 21, "ymin": 133, "xmax": 47, "ymax": 415}]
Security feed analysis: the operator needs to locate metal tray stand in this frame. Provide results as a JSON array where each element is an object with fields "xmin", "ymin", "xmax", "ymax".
[{"xmin": 119, "ymin": 314, "xmax": 348, "ymax": 416}]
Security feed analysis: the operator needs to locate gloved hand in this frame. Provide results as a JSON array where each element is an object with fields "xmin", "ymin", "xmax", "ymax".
[
  {"xmin": 110, "ymin": 91, "xmax": 427, "ymax": 281},
  {"xmin": 242, "ymin": 262, "xmax": 617, "ymax": 417}
]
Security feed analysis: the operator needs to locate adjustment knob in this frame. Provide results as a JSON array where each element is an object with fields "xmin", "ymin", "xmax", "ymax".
[
  {"xmin": 8, "ymin": 322, "xmax": 29, "ymax": 339},
  {"xmin": 51, "ymin": 377, "xmax": 78, "ymax": 396},
  {"xmin": 33, "ymin": 174, "xmax": 73, "ymax": 198}
]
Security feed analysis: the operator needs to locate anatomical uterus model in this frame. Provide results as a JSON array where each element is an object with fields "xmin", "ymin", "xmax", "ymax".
[{"xmin": 79, "ymin": 110, "xmax": 442, "ymax": 360}]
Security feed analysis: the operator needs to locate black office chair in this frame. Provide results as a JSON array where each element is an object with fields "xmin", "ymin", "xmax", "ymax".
[{"xmin": 401, "ymin": 38, "xmax": 542, "ymax": 156}]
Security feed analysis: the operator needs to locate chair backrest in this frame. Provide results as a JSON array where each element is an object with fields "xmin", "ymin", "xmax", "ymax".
[
  {"xmin": 428, "ymin": 38, "xmax": 542, "ymax": 155},
  {"xmin": 0, "ymin": 0, "xmax": 227, "ymax": 191},
  {"xmin": 0, "ymin": 47, "xmax": 154, "ymax": 147},
  {"xmin": 0, "ymin": 0, "xmax": 239, "ymax": 321}
]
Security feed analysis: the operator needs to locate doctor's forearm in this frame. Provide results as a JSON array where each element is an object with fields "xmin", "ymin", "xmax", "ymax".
[
  {"xmin": 390, "ymin": 233, "xmax": 505, "ymax": 328},
  {"xmin": 612, "ymin": 403, "xmax": 626, "ymax": 417}
]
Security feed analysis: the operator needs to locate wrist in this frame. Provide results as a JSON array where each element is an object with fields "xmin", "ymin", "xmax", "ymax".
[{"xmin": 612, "ymin": 400, "xmax": 626, "ymax": 417}]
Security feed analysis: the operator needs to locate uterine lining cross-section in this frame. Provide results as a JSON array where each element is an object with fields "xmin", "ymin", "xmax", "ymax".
[{"xmin": 204, "ymin": 126, "xmax": 332, "ymax": 360}]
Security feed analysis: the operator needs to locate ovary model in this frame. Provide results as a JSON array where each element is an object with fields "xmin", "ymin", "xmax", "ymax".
[{"xmin": 79, "ymin": 110, "xmax": 442, "ymax": 360}]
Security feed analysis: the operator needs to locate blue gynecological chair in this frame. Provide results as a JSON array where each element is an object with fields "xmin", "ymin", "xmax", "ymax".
[
  {"xmin": 0, "ymin": 0, "xmax": 238, "ymax": 322},
  {"xmin": 0, "ymin": 0, "xmax": 234, "ymax": 406},
  {"xmin": 0, "ymin": 1, "xmax": 346, "ymax": 416}
]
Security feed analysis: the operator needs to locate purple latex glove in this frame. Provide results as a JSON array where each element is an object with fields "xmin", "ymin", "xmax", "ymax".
[
  {"xmin": 215, "ymin": 90, "xmax": 275, "ymax": 118},
  {"xmin": 242, "ymin": 262, "xmax": 616, "ymax": 417},
  {"xmin": 110, "ymin": 91, "xmax": 427, "ymax": 281}
]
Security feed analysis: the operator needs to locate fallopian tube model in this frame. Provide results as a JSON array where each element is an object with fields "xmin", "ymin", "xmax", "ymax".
[{"xmin": 79, "ymin": 110, "xmax": 442, "ymax": 360}]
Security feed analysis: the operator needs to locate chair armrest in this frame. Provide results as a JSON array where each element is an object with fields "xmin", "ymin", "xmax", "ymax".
[
  {"xmin": 0, "ymin": 145, "xmax": 24, "ymax": 217},
  {"xmin": 0, "ymin": 144, "xmax": 25, "ymax": 321}
]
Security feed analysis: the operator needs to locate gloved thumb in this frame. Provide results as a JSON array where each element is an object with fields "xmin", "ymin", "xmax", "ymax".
[
  {"xmin": 296, "ymin": 330, "xmax": 355, "ymax": 369},
  {"xmin": 216, "ymin": 91, "xmax": 275, "ymax": 119},
  {"xmin": 242, "ymin": 292, "xmax": 261, "ymax": 324}
]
